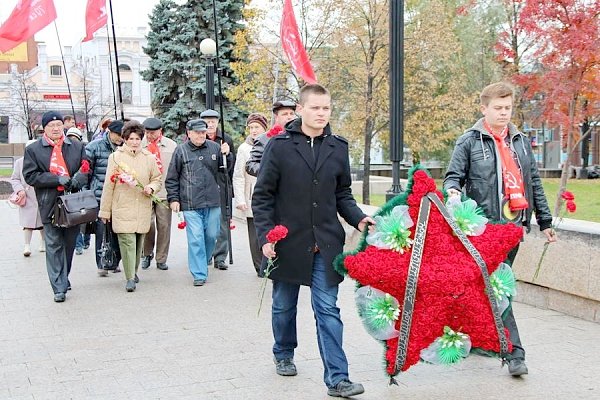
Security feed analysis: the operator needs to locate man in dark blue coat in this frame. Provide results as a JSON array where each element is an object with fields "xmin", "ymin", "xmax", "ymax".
[
  {"xmin": 86, "ymin": 120, "xmax": 125, "ymax": 276},
  {"xmin": 23, "ymin": 111, "xmax": 88, "ymax": 303},
  {"xmin": 252, "ymin": 84, "xmax": 373, "ymax": 398}
]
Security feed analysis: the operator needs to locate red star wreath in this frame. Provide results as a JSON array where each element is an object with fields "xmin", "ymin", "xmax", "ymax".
[{"xmin": 335, "ymin": 167, "xmax": 523, "ymax": 379}]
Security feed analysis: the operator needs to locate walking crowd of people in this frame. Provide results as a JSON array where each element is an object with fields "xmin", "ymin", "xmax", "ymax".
[{"xmin": 9, "ymin": 82, "xmax": 556, "ymax": 398}]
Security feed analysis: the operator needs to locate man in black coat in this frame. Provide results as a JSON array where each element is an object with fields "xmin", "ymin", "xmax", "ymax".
[
  {"xmin": 23, "ymin": 111, "xmax": 88, "ymax": 303},
  {"xmin": 201, "ymin": 109, "xmax": 234, "ymax": 270},
  {"xmin": 252, "ymin": 84, "xmax": 373, "ymax": 398}
]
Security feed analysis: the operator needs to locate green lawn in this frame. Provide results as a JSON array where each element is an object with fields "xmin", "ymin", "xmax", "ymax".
[
  {"xmin": 0, "ymin": 168, "xmax": 12, "ymax": 177},
  {"xmin": 355, "ymin": 178, "xmax": 600, "ymax": 223}
]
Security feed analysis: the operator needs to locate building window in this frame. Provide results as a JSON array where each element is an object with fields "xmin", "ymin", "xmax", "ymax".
[
  {"xmin": 121, "ymin": 82, "xmax": 132, "ymax": 104},
  {"xmin": 118, "ymin": 64, "xmax": 131, "ymax": 71},
  {"xmin": 50, "ymin": 65, "xmax": 62, "ymax": 76}
]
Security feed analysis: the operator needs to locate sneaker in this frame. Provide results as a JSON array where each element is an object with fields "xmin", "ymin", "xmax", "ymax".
[
  {"xmin": 216, "ymin": 261, "xmax": 228, "ymax": 270},
  {"xmin": 39, "ymin": 244, "xmax": 46, "ymax": 252},
  {"xmin": 53, "ymin": 293, "xmax": 66, "ymax": 303},
  {"xmin": 193, "ymin": 279, "xmax": 206, "ymax": 286},
  {"xmin": 141, "ymin": 255, "xmax": 153, "ymax": 270},
  {"xmin": 156, "ymin": 262, "xmax": 169, "ymax": 270},
  {"xmin": 134, "ymin": 274, "xmax": 139, "ymax": 283},
  {"xmin": 75, "ymin": 248, "xmax": 83, "ymax": 255},
  {"xmin": 327, "ymin": 380, "xmax": 365, "ymax": 398},
  {"xmin": 23, "ymin": 244, "xmax": 31, "ymax": 257},
  {"xmin": 112, "ymin": 267, "xmax": 121, "ymax": 273},
  {"xmin": 83, "ymin": 243, "xmax": 90, "ymax": 250},
  {"xmin": 508, "ymin": 358, "xmax": 528, "ymax": 376},
  {"xmin": 125, "ymin": 279, "xmax": 136, "ymax": 292},
  {"xmin": 98, "ymin": 269, "xmax": 108, "ymax": 277},
  {"xmin": 274, "ymin": 358, "xmax": 297, "ymax": 376}
]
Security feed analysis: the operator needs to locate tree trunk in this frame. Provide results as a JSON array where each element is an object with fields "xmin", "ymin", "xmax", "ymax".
[{"xmin": 554, "ymin": 100, "xmax": 576, "ymax": 216}]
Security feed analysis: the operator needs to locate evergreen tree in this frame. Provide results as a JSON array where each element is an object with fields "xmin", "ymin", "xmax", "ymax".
[{"xmin": 142, "ymin": 0, "xmax": 246, "ymax": 138}]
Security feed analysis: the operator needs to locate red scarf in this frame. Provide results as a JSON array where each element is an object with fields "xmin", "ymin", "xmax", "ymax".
[
  {"xmin": 44, "ymin": 133, "xmax": 70, "ymax": 191},
  {"xmin": 484, "ymin": 121, "xmax": 528, "ymax": 211},
  {"xmin": 147, "ymin": 134, "xmax": 163, "ymax": 173}
]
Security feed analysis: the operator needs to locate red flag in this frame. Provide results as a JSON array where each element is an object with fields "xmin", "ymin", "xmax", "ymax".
[
  {"xmin": 0, "ymin": 0, "xmax": 57, "ymax": 53},
  {"xmin": 280, "ymin": 0, "xmax": 317, "ymax": 84},
  {"xmin": 82, "ymin": 0, "xmax": 108, "ymax": 42}
]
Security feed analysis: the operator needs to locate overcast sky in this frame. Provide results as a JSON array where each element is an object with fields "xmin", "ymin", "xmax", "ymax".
[{"xmin": 0, "ymin": 0, "xmax": 162, "ymax": 55}]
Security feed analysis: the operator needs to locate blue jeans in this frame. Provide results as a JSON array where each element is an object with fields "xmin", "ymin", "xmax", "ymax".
[
  {"xmin": 272, "ymin": 253, "xmax": 349, "ymax": 388},
  {"xmin": 183, "ymin": 207, "xmax": 221, "ymax": 280}
]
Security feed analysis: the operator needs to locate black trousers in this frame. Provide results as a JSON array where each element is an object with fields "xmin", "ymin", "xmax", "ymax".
[
  {"xmin": 42, "ymin": 223, "xmax": 79, "ymax": 294},
  {"xmin": 504, "ymin": 245, "xmax": 525, "ymax": 359}
]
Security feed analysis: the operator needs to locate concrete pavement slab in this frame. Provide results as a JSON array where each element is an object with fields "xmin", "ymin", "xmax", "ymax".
[{"xmin": 1, "ymin": 200, "xmax": 599, "ymax": 399}]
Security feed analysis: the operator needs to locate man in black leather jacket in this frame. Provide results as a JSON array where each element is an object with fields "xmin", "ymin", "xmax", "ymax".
[{"xmin": 444, "ymin": 82, "xmax": 556, "ymax": 377}]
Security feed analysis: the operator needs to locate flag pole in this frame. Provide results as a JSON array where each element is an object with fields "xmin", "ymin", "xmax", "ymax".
[
  {"xmin": 53, "ymin": 21, "xmax": 77, "ymax": 125},
  {"xmin": 211, "ymin": 0, "xmax": 233, "ymax": 265},
  {"xmin": 105, "ymin": 24, "xmax": 118, "ymax": 119},
  {"xmin": 108, "ymin": 0, "xmax": 125, "ymax": 120}
]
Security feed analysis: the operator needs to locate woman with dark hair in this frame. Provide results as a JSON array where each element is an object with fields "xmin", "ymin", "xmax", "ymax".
[{"xmin": 99, "ymin": 121, "xmax": 162, "ymax": 292}]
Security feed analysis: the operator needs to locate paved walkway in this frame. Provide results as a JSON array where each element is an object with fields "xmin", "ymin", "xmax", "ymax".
[{"xmin": 0, "ymin": 201, "xmax": 599, "ymax": 399}]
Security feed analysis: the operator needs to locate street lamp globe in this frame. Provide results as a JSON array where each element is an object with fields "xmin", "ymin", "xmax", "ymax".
[{"xmin": 200, "ymin": 38, "xmax": 217, "ymax": 57}]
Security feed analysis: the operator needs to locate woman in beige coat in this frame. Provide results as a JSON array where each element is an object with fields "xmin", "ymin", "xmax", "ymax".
[
  {"xmin": 99, "ymin": 121, "xmax": 162, "ymax": 292},
  {"xmin": 232, "ymin": 113, "xmax": 268, "ymax": 276}
]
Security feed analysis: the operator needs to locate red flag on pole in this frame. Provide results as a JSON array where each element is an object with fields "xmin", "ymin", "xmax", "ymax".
[
  {"xmin": 82, "ymin": 0, "xmax": 108, "ymax": 42},
  {"xmin": 0, "ymin": 0, "xmax": 57, "ymax": 53},
  {"xmin": 280, "ymin": 0, "xmax": 317, "ymax": 84}
]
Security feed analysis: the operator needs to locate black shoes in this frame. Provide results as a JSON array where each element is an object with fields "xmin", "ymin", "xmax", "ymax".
[
  {"xmin": 508, "ymin": 358, "xmax": 528, "ymax": 376},
  {"xmin": 327, "ymin": 380, "xmax": 365, "ymax": 398},
  {"xmin": 134, "ymin": 274, "xmax": 140, "ymax": 283},
  {"xmin": 125, "ymin": 279, "xmax": 136, "ymax": 292},
  {"xmin": 215, "ymin": 261, "xmax": 228, "ymax": 270},
  {"xmin": 156, "ymin": 262, "xmax": 169, "ymax": 270},
  {"xmin": 193, "ymin": 279, "xmax": 206, "ymax": 286},
  {"xmin": 274, "ymin": 358, "xmax": 297, "ymax": 376},
  {"xmin": 53, "ymin": 293, "xmax": 66, "ymax": 303},
  {"xmin": 141, "ymin": 255, "xmax": 153, "ymax": 270}
]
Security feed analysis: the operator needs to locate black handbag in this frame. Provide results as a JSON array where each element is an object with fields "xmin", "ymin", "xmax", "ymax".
[
  {"xmin": 101, "ymin": 222, "xmax": 119, "ymax": 270},
  {"xmin": 52, "ymin": 190, "xmax": 99, "ymax": 228}
]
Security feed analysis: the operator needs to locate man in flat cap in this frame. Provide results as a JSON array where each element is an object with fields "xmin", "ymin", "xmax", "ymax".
[
  {"xmin": 86, "ymin": 119, "xmax": 126, "ymax": 276},
  {"xmin": 165, "ymin": 119, "xmax": 233, "ymax": 286},
  {"xmin": 200, "ymin": 109, "xmax": 235, "ymax": 270},
  {"xmin": 23, "ymin": 111, "xmax": 89, "ymax": 303},
  {"xmin": 139, "ymin": 117, "xmax": 178, "ymax": 271},
  {"xmin": 245, "ymin": 99, "xmax": 297, "ymax": 177}
]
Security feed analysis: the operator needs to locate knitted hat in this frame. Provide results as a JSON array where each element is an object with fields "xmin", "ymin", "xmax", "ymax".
[
  {"xmin": 66, "ymin": 127, "xmax": 83, "ymax": 141},
  {"xmin": 246, "ymin": 113, "xmax": 268, "ymax": 130},
  {"xmin": 41, "ymin": 111, "xmax": 64, "ymax": 128}
]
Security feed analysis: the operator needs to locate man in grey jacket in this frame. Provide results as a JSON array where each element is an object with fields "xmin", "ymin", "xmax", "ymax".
[
  {"xmin": 444, "ymin": 81, "xmax": 556, "ymax": 377},
  {"xmin": 165, "ymin": 119, "xmax": 232, "ymax": 286}
]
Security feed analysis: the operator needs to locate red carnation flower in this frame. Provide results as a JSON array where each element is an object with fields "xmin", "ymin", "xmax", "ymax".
[
  {"xmin": 266, "ymin": 124, "xmax": 284, "ymax": 138},
  {"xmin": 566, "ymin": 200, "xmax": 576, "ymax": 213},
  {"xmin": 561, "ymin": 190, "xmax": 575, "ymax": 201},
  {"xmin": 110, "ymin": 174, "xmax": 118, "ymax": 183},
  {"xmin": 178, "ymin": 221, "xmax": 187, "ymax": 229},
  {"xmin": 230, "ymin": 223, "xmax": 236, "ymax": 230},
  {"xmin": 80, "ymin": 160, "xmax": 91, "ymax": 174},
  {"xmin": 266, "ymin": 225, "xmax": 288, "ymax": 243}
]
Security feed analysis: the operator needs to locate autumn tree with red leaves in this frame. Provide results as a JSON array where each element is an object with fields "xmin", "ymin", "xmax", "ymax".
[{"xmin": 500, "ymin": 0, "xmax": 600, "ymax": 214}]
